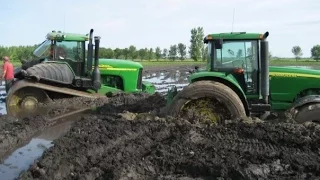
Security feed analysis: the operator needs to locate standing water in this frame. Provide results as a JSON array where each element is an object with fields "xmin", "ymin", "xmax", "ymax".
[{"xmin": 0, "ymin": 118, "xmax": 77, "ymax": 179}]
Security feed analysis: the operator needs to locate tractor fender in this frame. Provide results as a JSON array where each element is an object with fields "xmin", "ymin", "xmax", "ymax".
[
  {"xmin": 291, "ymin": 95, "xmax": 320, "ymax": 110},
  {"xmin": 188, "ymin": 72, "xmax": 250, "ymax": 116}
]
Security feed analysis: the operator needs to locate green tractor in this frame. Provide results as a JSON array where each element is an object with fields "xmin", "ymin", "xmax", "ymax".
[
  {"xmin": 7, "ymin": 29, "xmax": 155, "ymax": 116},
  {"xmin": 166, "ymin": 31, "xmax": 320, "ymax": 124}
]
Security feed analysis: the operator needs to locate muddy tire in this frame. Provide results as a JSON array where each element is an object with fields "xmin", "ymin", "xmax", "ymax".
[
  {"xmin": 6, "ymin": 87, "xmax": 51, "ymax": 117},
  {"xmin": 294, "ymin": 103, "xmax": 320, "ymax": 124},
  {"xmin": 166, "ymin": 80, "xmax": 246, "ymax": 124}
]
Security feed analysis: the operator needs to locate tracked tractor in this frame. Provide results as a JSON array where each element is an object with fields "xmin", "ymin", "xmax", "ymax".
[
  {"xmin": 166, "ymin": 31, "xmax": 320, "ymax": 124},
  {"xmin": 7, "ymin": 29, "xmax": 155, "ymax": 117}
]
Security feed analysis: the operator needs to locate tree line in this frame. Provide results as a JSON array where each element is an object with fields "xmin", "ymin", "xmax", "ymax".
[
  {"xmin": 292, "ymin": 45, "xmax": 320, "ymax": 61},
  {"xmin": 99, "ymin": 43, "xmax": 189, "ymax": 61},
  {"xmin": 1, "ymin": 27, "xmax": 320, "ymax": 62}
]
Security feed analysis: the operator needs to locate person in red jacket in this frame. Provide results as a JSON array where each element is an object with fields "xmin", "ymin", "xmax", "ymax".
[{"xmin": 2, "ymin": 56, "xmax": 14, "ymax": 93}]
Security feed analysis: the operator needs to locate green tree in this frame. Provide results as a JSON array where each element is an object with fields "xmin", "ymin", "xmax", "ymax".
[
  {"xmin": 169, "ymin": 45, "xmax": 177, "ymax": 61},
  {"xmin": 189, "ymin": 27, "xmax": 201, "ymax": 61},
  {"xmin": 138, "ymin": 48, "xmax": 147, "ymax": 60},
  {"xmin": 162, "ymin": 48, "xmax": 168, "ymax": 59},
  {"xmin": 311, "ymin": 45, "xmax": 320, "ymax": 61},
  {"xmin": 147, "ymin": 48, "xmax": 153, "ymax": 61},
  {"xmin": 132, "ymin": 51, "xmax": 139, "ymax": 60},
  {"xmin": 128, "ymin": 45, "xmax": 136, "ymax": 60},
  {"xmin": 197, "ymin": 27, "xmax": 205, "ymax": 60},
  {"xmin": 113, "ymin": 48, "xmax": 122, "ymax": 59},
  {"xmin": 291, "ymin": 46, "xmax": 303, "ymax": 61},
  {"xmin": 123, "ymin": 48, "xmax": 129, "ymax": 59},
  {"xmin": 155, "ymin": 47, "xmax": 161, "ymax": 61},
  {"xmin": 99, "ymin": 48, "xmax": 114, "ymax": 58},
  {"xmin": 177, "ymin": 43, "xmax": 186, "ymax": 60}
]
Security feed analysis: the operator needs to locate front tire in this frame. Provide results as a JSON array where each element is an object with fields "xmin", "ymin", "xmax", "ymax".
[{"xmin": 166, "ymin": 80, "xmax": 246, "ymax": 124}]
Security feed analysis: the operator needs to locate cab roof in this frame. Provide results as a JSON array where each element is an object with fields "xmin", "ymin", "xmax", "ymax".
[
  {"xmin": 204, "ymin": 32, "xmax": 268, "ymax": 42},
  {"xmin": 46, "ymin": 30, "xmax": 89, "ymax": 41}
]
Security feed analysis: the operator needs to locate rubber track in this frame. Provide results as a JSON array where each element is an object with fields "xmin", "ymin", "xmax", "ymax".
[{"xmin": 26, "ymin": 63, "xmax": 74, "ymax": 84}]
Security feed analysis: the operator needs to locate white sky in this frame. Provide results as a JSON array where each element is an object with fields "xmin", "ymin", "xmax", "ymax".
[{"xmin": 1, "ymin": 0, "xmax": 319, "ymax": 57}]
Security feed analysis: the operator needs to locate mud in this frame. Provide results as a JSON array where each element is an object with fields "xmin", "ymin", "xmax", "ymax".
[
  {"xmin": 17, "ymin": 93, "xmax": 320, "ymax": 180},
  {"xmin": 0, "ymin": 97, "xmax": 108, "ymax": 160},
  {"xmin": 19, "ymin": 113, "xmax": 320, "ymax": 180}
]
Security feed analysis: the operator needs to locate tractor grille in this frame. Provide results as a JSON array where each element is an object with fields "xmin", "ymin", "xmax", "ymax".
[{"xmin": 137, "ymin": 68, "xmax": 142, "ymax": 89}]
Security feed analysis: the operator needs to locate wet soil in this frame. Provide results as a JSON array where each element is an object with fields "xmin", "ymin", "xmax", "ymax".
[
  {"xmin": 17, "ymin": 92, "xmax": 320, "ymax": 180},
  {"xmin": 0, "ymin": 97, "xmax": 108, "ymax": 160},
  {"xmin": 19, "ymin": 114, "xmax": 320, "ymax": 180}
]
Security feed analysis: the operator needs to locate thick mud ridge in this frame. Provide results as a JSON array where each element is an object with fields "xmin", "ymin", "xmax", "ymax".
[{"xmin": 20, "ymin": 112, "xmax": 320, "ymax": 178}]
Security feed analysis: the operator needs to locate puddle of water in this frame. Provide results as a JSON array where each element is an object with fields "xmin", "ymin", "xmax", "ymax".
[
  {"xmin": 0, "ymin": 138, "xmax": 53, "ymax": 179},
  {"xmin": 143, "ymin": 70, "xmax": 190, "ymax": 95},
  {"xmin": 0, "ymin": 119, "xmax": 74, "ymax": 180}
]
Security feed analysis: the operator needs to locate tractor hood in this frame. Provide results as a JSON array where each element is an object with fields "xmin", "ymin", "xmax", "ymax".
[
  {"xmin": 269, "ymin": 66, "xmax": 320, "ymax": 78},
  {"xmin": 98, "ymin": 59, "xmax": 143, "ymax": 70}
]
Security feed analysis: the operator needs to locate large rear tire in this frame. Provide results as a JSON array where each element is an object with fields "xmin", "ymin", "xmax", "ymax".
[
  {"xmin": 6, "ymin": 87, "xmax": 51, "ymax": 117},
  {"xmin": 293, "ymin": 103, "xmax": 320, "ymax": 124},
  {"xmin": 166, "ymin": 80, "xmax": 246, "ymax": 124}
]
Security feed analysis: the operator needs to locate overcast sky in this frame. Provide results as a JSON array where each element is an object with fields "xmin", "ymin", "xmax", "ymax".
[{"xmin": 1, "ymin": 0, "xmax": 319, "ymax": 57}]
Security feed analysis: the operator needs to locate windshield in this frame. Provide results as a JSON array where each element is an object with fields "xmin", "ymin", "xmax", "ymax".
[
  {"xmin": 208, "ymin": 40, "xmax": 259, "ymax": 94},
  {"xmin": 33, "ymin": 40, "xmax": 51, "ymax": 58},
  {"xmin": 212, "ymin": 40, "xmax": 258, "ymax": 72}
]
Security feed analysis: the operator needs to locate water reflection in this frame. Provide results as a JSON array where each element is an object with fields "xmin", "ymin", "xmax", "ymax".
[
  {"xmin": 142, "ymin": 70, "xmax": 190, "ymax": 94},
  {"xmin": 0, "ymin": 120, "xmax": 74, "ymax": 180}
]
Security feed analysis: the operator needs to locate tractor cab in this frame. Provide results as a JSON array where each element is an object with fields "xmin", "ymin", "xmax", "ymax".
[
  {"xmin": 203, "ymin": 32, "xmax": 269, "ymax": 96},
  {"xmin": 33, "ymin": 31, "xmax": 87, "ymax": 77},
  {"xmin": 15, "ymin": 29, "xmax": 102, "ymax": 92}
]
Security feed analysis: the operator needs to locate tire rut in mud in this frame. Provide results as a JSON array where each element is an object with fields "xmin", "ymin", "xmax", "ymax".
[{"xmin": 19, "ymin": 116, "xmax": 320, "ymax": 180}]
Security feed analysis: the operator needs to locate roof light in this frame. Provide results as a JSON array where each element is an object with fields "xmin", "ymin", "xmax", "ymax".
[{"xmin": 259, "ymin": 34, "xmax": 263, "ymax": 39}]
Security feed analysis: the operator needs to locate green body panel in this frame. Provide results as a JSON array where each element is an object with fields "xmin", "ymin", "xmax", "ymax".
[
  {"xmin": 96, "ymin": 59, "xmax": 142, "ymax": 93},
  {"xmin": 187, "ymin": 71, "xmax": 246, "ymax": 97},
  {"xmin": 269, "ymin": 66, "xmax": 320, "ymax": 110},
  {"xmin": 95, "ymin": 59, "xmax": 155, "ymax": 94},
  {"xmin": 188, "ymin": 72, "xmax": 242, "ymax": 90}
]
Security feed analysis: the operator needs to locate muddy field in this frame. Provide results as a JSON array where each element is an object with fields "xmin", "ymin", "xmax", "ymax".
[
  {"xmin": 18, "ymin": 94, "xmax": 320, "ymax": 180},
  {"xmin": 1, "ymin": 64, "xmax": 320, "ymax": 179}
]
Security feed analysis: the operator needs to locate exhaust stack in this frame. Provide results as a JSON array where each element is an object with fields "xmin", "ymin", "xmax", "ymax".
[
  {"xmin": 92, "ymin": 36, "xmax": 101, "ymax": 91},
  {"xmin": 260, "ymin": 31, "xmax": 269, "ymax": 103},
  {"xmin": 86, "ymin": 29, "xmax": 94, "ymax": 72}
]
